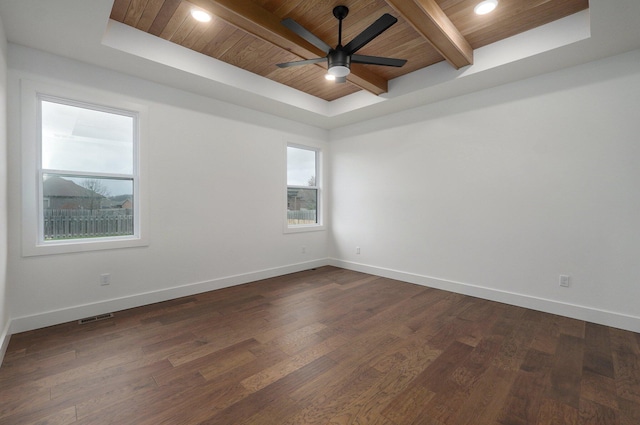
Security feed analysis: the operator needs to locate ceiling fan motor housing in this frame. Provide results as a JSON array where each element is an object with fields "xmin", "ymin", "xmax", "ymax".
[{"xmin": 328, "ymin": 49, "xmax": 351, "ymax": 69}]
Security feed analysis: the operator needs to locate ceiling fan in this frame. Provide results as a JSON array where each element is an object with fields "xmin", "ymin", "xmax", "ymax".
[{"xmin": 277, "ymin": 5, "xmax": 407, "ymax": 83}]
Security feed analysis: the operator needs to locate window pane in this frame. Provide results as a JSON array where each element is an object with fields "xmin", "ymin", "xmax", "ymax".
[
  {"xmin": 41, "ymin": 100, "xmax": 134, "ymax": 174},
  {"xmin": 287, "ymin": 146, "xmax": 316, "ymax": 186},
  {"xmin": 287, "ymin": 188, "xmax": 317, "ymax": 224},
  {"xmin": 43, "ymin": 174, "xmax": 134, "ymax": 240}
]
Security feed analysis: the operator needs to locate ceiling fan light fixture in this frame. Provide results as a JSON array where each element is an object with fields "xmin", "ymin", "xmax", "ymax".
[
  {"xmin": 328, "ymin": 65, "xmax": 350, "ymax": 78},
  {"xmin": 277, "ymin": 5, "xmax": 406, "ymax": 84},
  {"xmin": 474, "ymin": 0, "xmax": 498, "ymax": 15},
  {"xmin": 191, "ymin": 9, "xmax": 212, "ymax": 22}
]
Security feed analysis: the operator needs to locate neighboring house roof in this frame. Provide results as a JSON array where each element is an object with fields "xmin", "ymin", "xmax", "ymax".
[
  {"xmin": 43, "ymin": 176, "xmax": 104, "ymax": 198},
  {"xmin": 109, "ymin": 194, "xmax": 132, "ymax": 203},
  {"xmin": 101, "ymin": 198, "xmax": 132, "ymax": 208}
]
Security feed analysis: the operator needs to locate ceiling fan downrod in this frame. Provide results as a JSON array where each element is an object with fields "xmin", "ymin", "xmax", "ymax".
[{"xmin": 333, "ymin": 5, "xmax": 349, "ymax": 47}]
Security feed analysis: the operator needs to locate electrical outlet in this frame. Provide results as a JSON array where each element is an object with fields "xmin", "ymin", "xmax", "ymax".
[
  {"xmin": 356, "ymin": 246, "xmax": 361, "ymax": 254},
  {"xmin": 100, "ymin": 273, "xmax": 111, "ymax": 286},
  {"xmin": 559, "ymin": 275, "xmax": 570, "ymax": 287}
]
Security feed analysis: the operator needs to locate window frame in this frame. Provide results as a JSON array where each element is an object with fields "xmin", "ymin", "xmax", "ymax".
[
  {"xmin": 21, "ymin": 79, "xmax": 149, "ymax": 256},
  {"xmin": 284, "ymin": 143, "xmax": 324, "ymax": 233}
]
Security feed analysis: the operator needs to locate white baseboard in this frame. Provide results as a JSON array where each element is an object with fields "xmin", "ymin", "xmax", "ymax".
[
  {"xmin": 329, "ymin": 258, "xmax": 640, "ymax": 333},
  {"xmin": 9, "ymin": 259, "xmax": 330, "ymax": 335},
  {"xmin": 6, "ymin": 257, "xmax": 639, "ymax": 354},
  {"xmin": 0, "ymin": 319, "xmax": 10, "ymax": 366}
]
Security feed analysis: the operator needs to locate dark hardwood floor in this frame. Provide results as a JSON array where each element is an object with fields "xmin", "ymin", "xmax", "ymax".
[{"xmin": 1, "ymin": 266, "xmax": 639, "ymax": 424}]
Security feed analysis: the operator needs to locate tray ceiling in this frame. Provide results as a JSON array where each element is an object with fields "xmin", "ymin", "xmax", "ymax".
[{"xmin": 110, "ymin": 0, "xmax": 589, "ymax": 101}]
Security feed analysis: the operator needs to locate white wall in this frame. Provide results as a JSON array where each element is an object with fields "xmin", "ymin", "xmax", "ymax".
[
  {"xmin": 6, "ymin": 45, "xmax": 330, "ymax": 332},
  {"xmin": 0, "ymin": 14, "xmax": 10, "ymax": 358},
  {"xmin": 330, "ymin": 49, "xmax": 640, "ymax": 332},
  {"xmin": 4, "ymin": 42, "xmax": 640, "ymax": 340}
]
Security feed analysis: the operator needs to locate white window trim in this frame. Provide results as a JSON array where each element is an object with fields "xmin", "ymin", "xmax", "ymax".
[
  {"xmin": 21, "ymin": 79, "xmax": 149, "ymax": 256},
  {"xmin": 284, "ymin": 142, "xmax": 325, "ymax": 234}
]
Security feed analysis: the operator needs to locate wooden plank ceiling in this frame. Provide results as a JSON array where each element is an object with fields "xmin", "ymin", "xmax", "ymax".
[{"xmin": 110, "ymin": 0, "xmax": 589, "ymax": 101}]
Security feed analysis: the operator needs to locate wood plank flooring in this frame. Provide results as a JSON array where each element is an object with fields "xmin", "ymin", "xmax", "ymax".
[{"xmin": 1, "ymin": 266, "xmax": 639, "ymax": 424}]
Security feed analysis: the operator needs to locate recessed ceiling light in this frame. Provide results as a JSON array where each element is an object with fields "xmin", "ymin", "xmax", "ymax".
[
  {"xmin": 191, "ymin": 9, "xmax": 212, "ymax": 23},
  {"xmin": 325, "ymin": 74, "xmax": 336, "ymax": 81},
  {"xmin": 474, "ymin": 0, "xmax": 498, "ymax": 15}
]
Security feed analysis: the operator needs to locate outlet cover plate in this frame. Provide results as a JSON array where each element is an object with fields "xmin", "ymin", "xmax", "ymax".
[{"xmin": 559, "ymin": 275, "xmax": 570, "ymax": 287}]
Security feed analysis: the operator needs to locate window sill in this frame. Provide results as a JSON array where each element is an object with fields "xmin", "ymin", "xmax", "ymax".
[
  {"xmin": 284, "ymin": 224, "xmax": 325, "ymax": 234},
  {"xmin": 23, "ymin": 235, "xmax": 148, "ymax": 257}
]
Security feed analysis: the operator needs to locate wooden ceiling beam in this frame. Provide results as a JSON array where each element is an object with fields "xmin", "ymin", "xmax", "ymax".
[
  {"xmin": 190, "ymin": 0, "xmax": 388, "ymax": 95},
  {"xmin": 385, "ymin": 0, "xmax": 473, "ymax": 69}
]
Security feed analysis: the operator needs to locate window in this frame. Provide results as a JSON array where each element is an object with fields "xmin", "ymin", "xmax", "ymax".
[
  {"xmin": 286, "ymin": 145, "xmax": 322, "ymax": 231},
  {"xmin": 21, "ymin": 79, "xmax": 148, "ymax": 256},
  {"xmin": 39, "ymin": 98, "xmax": 137, "ymax": 242}
]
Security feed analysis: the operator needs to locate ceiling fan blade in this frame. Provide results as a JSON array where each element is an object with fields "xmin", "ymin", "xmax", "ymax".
[
  {"xmin": 277, "ymin": 57, "xmax": 326, "ymax": 68},
  {"xmin": 281, "ymin": 18, "xmax": 332, "ymax": 54},
  {"xmin": 343, "ymin": 13, "xmax": 397, "ymax": 55},
  {"xmin": 351, "ymin": 54, "xmax": 407, "ymax": 67}
]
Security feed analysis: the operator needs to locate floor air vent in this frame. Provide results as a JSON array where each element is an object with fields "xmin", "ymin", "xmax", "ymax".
[{"xmin": 78, "ymin": 313, "xmax": 114, "ymax": 324}]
